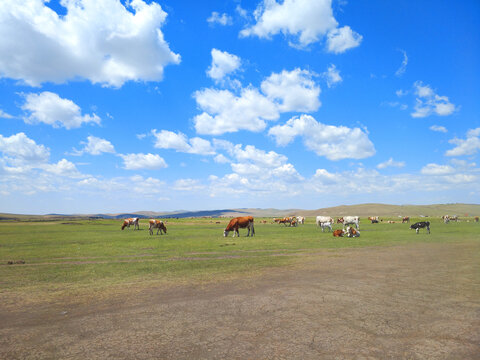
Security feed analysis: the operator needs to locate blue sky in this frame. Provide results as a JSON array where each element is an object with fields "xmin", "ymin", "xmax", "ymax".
[{"xmin": 0, "ymin": 0, "xmax": 479, "ymax": 214}]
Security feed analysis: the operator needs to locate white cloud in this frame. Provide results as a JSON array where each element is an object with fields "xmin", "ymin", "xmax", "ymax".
[
  {"xmin": 268, "ymin": 114, "xmax": 375, "ymax": 160},
  {"xmin": 240, "ymin": 0, "xmax": 361, "ymax": 52},
  {"xmin": 0, "ymin": 109, "xmax": 13, "ymax": 119},
  {"xmin": 120, "ymin": 153, "xmax": 167, "ymax": 170},
  {"xmin": 445, "ymin": 128, "xmax": 480, "ymax": 157},
  {"xmin": 73, "ymin": 136, "xmax": 115, "ymax": 156},
  {"xmin": 207, "ymin": 12, "xmax": 233, "ymax": 26},
  {"xmin": 0, "ymin": 132, "xmax": 50, "ymax": 163},
  {"xmin": 0, "ymin": 0, "xmax": 180, "ymax": 87},
  {"xmin": 323, "ymin": 64, "xmax": 342, "ymax": 88},
  {"xmin": 21, "ymin": 92, "xmax": 100, "ymax": 129},
  {"xmin": 261, "ymin": 68, "xmax": 320, "ymax": 112},
  {"xmin": 377, "ymin": 158, "xmax": 405, "ymax": 169},
  {"xmin": 42, "ymin": 159, "xmax": 81, "ymax": 177},
  {"xmin": 430, "ymin": 125, "xmax": 448, "ymax": 133},
  {"xmin": 396, "ymin": 89, "xmax": 408, "ymax": 97},
  {"xmin": 411, "ymin": 81, "xmax": 457, "ymax": 118},
  {"xmin": 173, "ymin": 179, "xmax": 205, "ymax": 191},
  {"xmin": 193, "ymin": 87, "xmax": 278, "ymax": 135},
  {"xmin": 207, "ymin": 49, "xmax": 241, "ymax": 82},
  {"xmin": 421, "ymin": 163, "xmax": 455, "ymax": 175},
  {"xmin": 326, "ymin": 25, "xmax": 362, "ymax": 54},
  {"xmin": 194, "ymin": 68, "xmax": 321, "ymax": 135},
  {"xmin": 151, "ymin": 130, "xmax": 215, "ymax": 155},
  {"xmin": 395, "ymin": 50, "xmax": 408, "ymax": 77}
]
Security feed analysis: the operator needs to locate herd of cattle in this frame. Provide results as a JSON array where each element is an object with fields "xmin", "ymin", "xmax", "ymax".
[{"xmin": 121, "ymin": 214, "xmax": 479, "ymax": 237}]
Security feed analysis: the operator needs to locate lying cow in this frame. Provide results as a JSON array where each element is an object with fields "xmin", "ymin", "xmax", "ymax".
[
  {"xmin": 149, "ymin": 219, "xmax": 167, "ymax": 235},
  {"xmin": 345, "ymin": 226, "xmax": 360, "ymax": 237},
  {"xmin": 333, "ymin": 229, "xmax": 344, "ymax": 237},
  {"xmin": 410, "ymin": 221, "xmax": 430, "ymax": 234}
]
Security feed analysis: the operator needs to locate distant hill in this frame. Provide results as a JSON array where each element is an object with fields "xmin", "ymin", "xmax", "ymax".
[{"xmin": 1, "ymin": 203, "xmax": 478, "ymax": 220}]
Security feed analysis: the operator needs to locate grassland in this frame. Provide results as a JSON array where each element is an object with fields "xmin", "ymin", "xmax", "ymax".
[{"xmin": 1, "ymin": 215, "xmax": 479, "ymax": 305}]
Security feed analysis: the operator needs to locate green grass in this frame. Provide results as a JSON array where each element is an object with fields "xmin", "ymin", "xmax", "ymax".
[{"xmin": 1, "ymin": 217, "xmax": 479, "ymax": 299}]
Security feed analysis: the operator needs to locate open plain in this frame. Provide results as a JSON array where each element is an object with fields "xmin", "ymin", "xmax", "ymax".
[{"xmin": 1, "ymin": 216, "xmax": 479, "ymax": 359}]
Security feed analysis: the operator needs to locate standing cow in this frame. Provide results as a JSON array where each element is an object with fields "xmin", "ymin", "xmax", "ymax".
[
  {"xmin": 121, "ymin": 217, "xmax": 139, "ymax": 230},
  {"xmin": 149, "ymin": 219, "xmax": 167, "ymax": 235},
  {"xmin": 224, "ymin": 216, "xmax": 255, "ymax": 237},
  {"xmin": 337, "ymin": 216, "xmax": 360, "ymax": 230},
  {"xmin": 410, "ymin": 221, "xmax": 430, "ymax": 234}
]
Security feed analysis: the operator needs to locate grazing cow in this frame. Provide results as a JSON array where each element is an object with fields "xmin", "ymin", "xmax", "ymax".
[
  {"xmin": 278, "ymin": 217, "xmax": 296, "ymax": 226},
  {"xmin": 402, "ymin": 216, "xmax": 410, "ymax": 223},
  {"xmin": 296, "ymin": 216, "xmax": 305, "ymax": 225},
  {"xmin": 449, "ymin": 215, "xmax": 459, "ymax": 222},
  {"xmin": 345, "ymin": 226, "xmax": 360, "ymax": 237},
  {"xmin": 410, "ymin": 221, "xmax": 430, "ymax": 234},
  {"xmin": 148, "ymin": 219, "xmax": 167, "ymax": 235},
  {"xmin": 333, "ymin": 229, "xmax": 344, "ymax": 237},
  {"xmin": 320, "ymin": 221, "xmax": 332, "ymax": 232},
  {"xmin": 442, "ymin": 215, "xmax": 450, "ymax": 224},
  {"xmin": 475, "ymin": 216, "xmax": 479, "ymax": 223},
  {"xmin": 316, "ymin": 216, "xmax": 334, "ymax": 227},
  {"xmin": 368, "ymin": 216, "xmax": 379, "ymax": 222},
  {"xmin": 224, "ymin": 216, "xmax": 255, "ymax": 237},
  {"xmin": 121, "ymin": 217, "xmax": 139, "ymax": 230},
  {"xmin": 337, "ymin": 216, "xmax": 360, "ymax": 230}
]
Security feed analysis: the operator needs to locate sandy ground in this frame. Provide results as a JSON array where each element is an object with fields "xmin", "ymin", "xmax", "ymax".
[{"xmin": 1, "ymin": 240, "xmax": 479, "ymax": 359}]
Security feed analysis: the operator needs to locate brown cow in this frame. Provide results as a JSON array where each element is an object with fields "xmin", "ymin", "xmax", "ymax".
[
  {"xmin": 402, "ymin": 216, "xmax": 410, "ymax": 223},
  {"xmin": 121, "ymin": 217, "xmax": 139, "ymax": 230},
  {"xmin": 333, "ymin": 229, "xmax": 344, "ymax": 237},
  {"xmin": 224, "ymin": 216, "xmax": 255, "ymax": 237},
  {"xmin": 149, "ymin": 219, "xmax": 167, "ymax": 235},
  {"xmin": 475, "ymin": 216, "xmax": 479, "ymax": 223}
]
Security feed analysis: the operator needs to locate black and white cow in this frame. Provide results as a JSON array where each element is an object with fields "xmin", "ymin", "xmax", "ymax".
[{"xmin": 410, "ymin": 221, "xmax": 430, "ymax": 234}]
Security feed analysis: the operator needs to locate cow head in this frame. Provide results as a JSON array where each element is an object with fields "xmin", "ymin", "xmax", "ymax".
[
  {"xmin": 223, "ymin": 229, "xmax": 229, "ymax": 237},
  {"xmin": 337, "ymin": 217, "xmax": 344, "ymax": 224}
]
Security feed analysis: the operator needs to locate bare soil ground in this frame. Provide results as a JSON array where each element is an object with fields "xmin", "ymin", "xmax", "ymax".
[{"xmin": 1, "ymin": 240, "xmax": 479, "ymax": 359}]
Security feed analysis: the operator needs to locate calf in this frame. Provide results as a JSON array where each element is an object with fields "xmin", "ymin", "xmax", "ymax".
[
  {"xmin": 410, "ymin": 221, "xmax": 430, "ymax": 234},
  {"xmin": 320, "ymin": 221, "xmax": 332, "ymax": 232}
]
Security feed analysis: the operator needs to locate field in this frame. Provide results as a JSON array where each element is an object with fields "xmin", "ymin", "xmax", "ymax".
[{"xmin": 1, "ymin": 216, "xmax": 480, "ymax": 358}]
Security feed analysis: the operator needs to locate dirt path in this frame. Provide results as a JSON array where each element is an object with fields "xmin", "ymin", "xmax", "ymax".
[{"xmin": 1, "ymin": 241, "xmax": 479, "ymax": 359}]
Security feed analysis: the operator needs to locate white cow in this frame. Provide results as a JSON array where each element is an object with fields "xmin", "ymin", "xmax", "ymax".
[
  {"xmin": 316, "ymin": 216, "xmax": 334, "ymax": 228},
  {"xmin": 337, "ymin": 216, "xmax": 360, "ymax": 230},
  {"xmin": 296, "ymin": 216, "xmax": 305, "ymax": 225},
  {"xmin": 320, "ymin": 221, "xmax": 332, "ymax": 232}
]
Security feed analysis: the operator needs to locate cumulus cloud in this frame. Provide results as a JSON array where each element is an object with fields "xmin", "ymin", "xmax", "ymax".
[
  {"xmin": 268, "ymin": 114, "xmax": 375, "ymax": 160},
  {"xmin": 194, "ymin": 68, "xmax": 320, "ymax": 135},
  {"xmin": 411, "ymin": 81, "xmax": 457, "ymax": 118},
  {"xmin": 326, "ymin": 26, "xmax": 362, "ymax": 54},
  {"xmin": 430, "ymin": 125, "xmax": 448, "ymax": 133},
  {"xmin": 119, "ymin": 153, "xmax": 167, "ymax": 170},
  {"xmin": 21, "ymin": 92, "xmax": 100, "ymax": 129},
  {"xmin": 152, "ymin": 130, "xmax": 215, "ymax": 155},
  {"xmin": 240, "ymin": 0, "xmax": 361, "ymax": 52},
  {"xmin": 207, "ymin": 49, "xmax": 241, "ymax": 82},
  {"xmin": 0, "ymin": 0, "xmax": 180, "ymax": 87},
  {"xmin": 377, "ymin": 158, "xmax": 405, "ymax": 169},
  {"xmin": 173, "ymin": 178, "xmax": 205, "ymax": 191},
  {"xmin": 445, "ymin": 128, "xmax": 480, "ymax": 157},
  {"xmin": 72, "ymin": 136, "xmax": 115, "ymax": 156},
  {"xmin": 42, "ymin": 159, "xmax": 81, "ymax": 177},
  {"xmin": 261, "ymin": 68, "xmax": 320, "ymax": 112},
  {"xmin": 207, "ymin": 12, "xmax": 233, "ymax": 26},
  {"xmin": 0, "ymin": 132, "xmax": 50, "ymax": 163},
  {"xmin": 322, "ymin": 64, "xmax": 342, "ymax": 88},
  {"xmin": 395, "ymin": 50, "xmax": 408, "ymax": 77}
]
